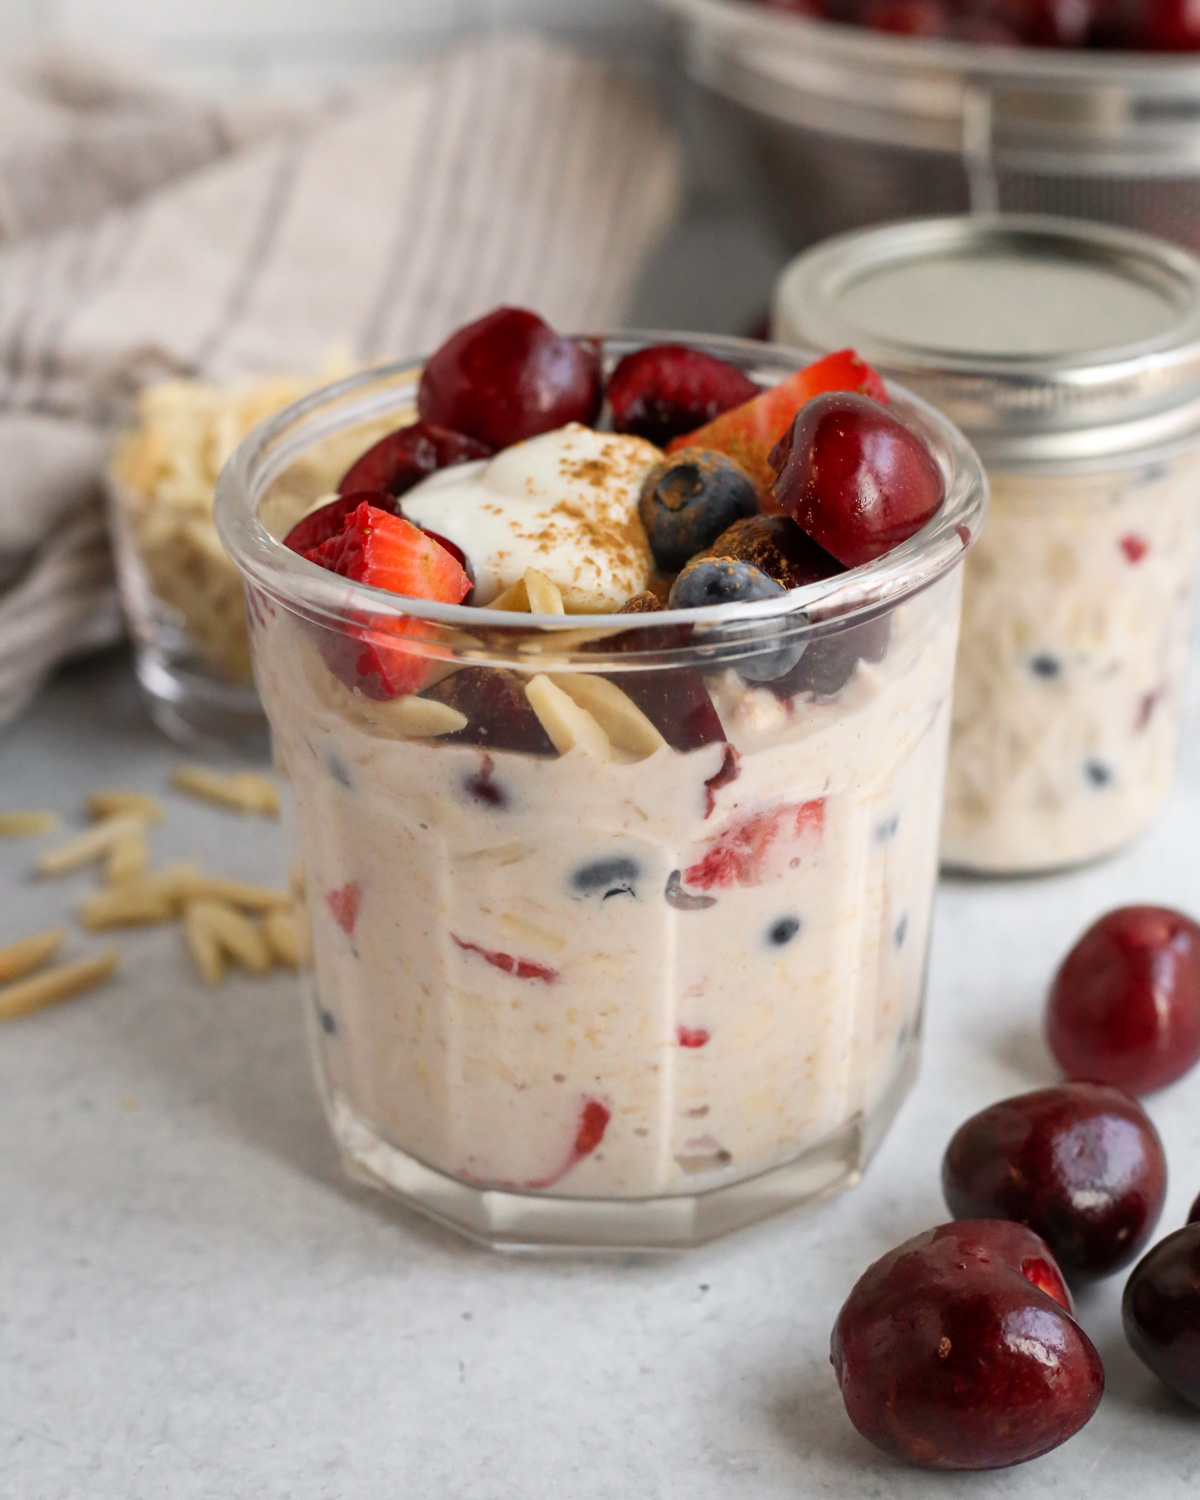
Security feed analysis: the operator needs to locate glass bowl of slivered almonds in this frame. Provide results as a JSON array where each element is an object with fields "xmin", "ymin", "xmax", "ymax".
[
  {"xmin": 107, "ymin": 371, "xmax": 395, "ymax": 749},
  {"xmin": 216, "ymin": 310, "xmax": 986, "ymax": 1252}
]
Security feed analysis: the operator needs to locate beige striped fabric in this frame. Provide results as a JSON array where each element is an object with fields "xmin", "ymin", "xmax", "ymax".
[{"xmin": 0, "ymin": 34, "xmax": 682, "ymax": 728}]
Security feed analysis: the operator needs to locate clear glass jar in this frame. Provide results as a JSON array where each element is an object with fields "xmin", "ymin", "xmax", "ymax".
[
  {"xmin": 774, "ymin": 214, "xmax": 1200, "ymax": 874},
  {"xmin": 215, "ymin": 336, "xmax": 986, "ymax": 1250}
]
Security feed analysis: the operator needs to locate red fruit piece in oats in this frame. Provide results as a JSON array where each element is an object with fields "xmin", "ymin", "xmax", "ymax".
[
  {"xmin": 678, "ymin": 1026, "xmax": 711, "ymax": 1048},
  {"xmin": 1120, "ymin": 534, "xmax": 1149, "ymax": 564},
  {"xmin": 326, "ymin": 882, "xmax": 360, "ymax": 935},
  {"xmin": 684, "ymin": 799, "xmax": 825, "ymax": 891},
  {"xmin": 452, "ymin": 935, "xmax": 558, "ymax": 983}
]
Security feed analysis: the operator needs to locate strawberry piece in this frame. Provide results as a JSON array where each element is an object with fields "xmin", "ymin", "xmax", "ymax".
[
  {"xmin": 571, "ymin": 1100, "xmax": 611, "ymax": 1160},
  {"xmin": 284, "ymin": 491, "xmax": 384, "ymax": 555},
  {"xmin": 452, "ymin": 935, "xmax": 558, "ymax": 983},
  {"xmin": 326, "ymin": 882, "xmax": 360, "ymax": 936},
  {"xmin": 678, "ymin": 1026, "xmax": 711, "ymax": 1048},
  {"xmin": 1120, "ymin": 534, "xmax": 1149, "ymax": 564},
  {"xmin": 667, "ymin": 350, "xmax": 888, "ymax": 494},
  {"xmin": 684, "ymin": 799, "xmax": 825, "ymax": 891},
  {"xmin": 305, "ymin": 502, "xmax": 470, "ymax": 698}
]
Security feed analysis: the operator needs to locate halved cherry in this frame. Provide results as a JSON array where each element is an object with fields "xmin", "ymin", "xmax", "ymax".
[
  {"xmin": 336, "ymin": 420, "xmax": 489, "ymax": 499},
  {"xmin": 283, "ymin": 491, "xmax": 382, "ymax": 554},
  {"xmin": 665, "ymin": 349, "xmax": 888, "ymax": 494},
  {"xmin": 608, "ymin": 345, "xmax": 759, "ymax": 447}
]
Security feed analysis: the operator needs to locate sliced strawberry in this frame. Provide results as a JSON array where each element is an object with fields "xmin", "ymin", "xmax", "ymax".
[
  {"xmin": 283, "ymin": 491, "xmax": 385, "ymax": 555},
  {"xmin": 305, "ymin": 502, "xmax": 471, "ymax": 698},
  {"xmin": 667, "ymin": 350, "xmax": 888, "ymax": 495},
  {"xmin": 683, "ymin": 799, "xmax": 825, "ymax": 891}
]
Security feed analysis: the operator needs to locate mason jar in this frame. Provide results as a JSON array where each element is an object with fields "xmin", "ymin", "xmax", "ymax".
[
  {"xmin": 215, "ymin": 335, "xmax": 985, "ymax": 1250},
  {"xmin": 775, "ymin": 215, "xmax": 1200, "ymax": 875}
]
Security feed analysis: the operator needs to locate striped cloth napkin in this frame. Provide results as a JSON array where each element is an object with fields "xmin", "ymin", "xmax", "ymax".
[{"xmin": 0, "ymin": 34, "xmax": 682, "ymax": 727}]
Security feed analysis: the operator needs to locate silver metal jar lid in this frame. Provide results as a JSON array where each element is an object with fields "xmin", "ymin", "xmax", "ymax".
[{"xmin": 772, "ymin": 215, "xmax": 1200, "ymax": 469}]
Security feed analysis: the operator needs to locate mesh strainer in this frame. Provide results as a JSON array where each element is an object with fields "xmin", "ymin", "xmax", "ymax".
[{"xmin": 660, "ymin": 0, "xmax": 1200, "ymax": 252}]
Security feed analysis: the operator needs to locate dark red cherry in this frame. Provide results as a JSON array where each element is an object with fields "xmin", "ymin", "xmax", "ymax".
[
  {"xmin": 942, "ymin": 1083, "xmax": 1168, "ymax": 1278},
  {"xmin": 767, "ymin": 613, "xmax": 892, "ymax": 699},
  {"xmin": 832, "ymin": 1220, "xmax": 1103, "ymax": 1470},
  {"xmin": 770, "ymin": 393, "xmax": 944, "ymax": 568},
  {"xmin": 1191, "ymin": 1193, "xmax": 1200, "ymax": 1225},
  {"xmin": 421, "ymin": 667, "xmax": 556, "ymax": 756},
  {"xmin": 1128, "ymin": 0, "xmax": 1200, "ymax": 47},
  {"xmin": 337, "ymin": 420, "xmax": 489, "ymax": 500},
  {"xmin": 1123, "ymin": 1225, "xmax": 1200, "ymax": 1407},
  {"xmin": 1047, "ymin": 906, "xmax": 1200, "ymax": 1094},
  {"xmin": 583, "ymin": 620, "xmax": 726, "ymax": 753},
  {"xmin": 859, "ymin": 0, "xmax": 953, "ymax": 34},
  {"xmin": 417, "ymin": 307, "xmax": 601, "ymax": 451},
  {"xmin": 608, "ymin": 345, "xmax": 759, "ymax": 448},
  {"xmin": 828, "ymin": 1224, "xmax": 1104, "ymax": 1470}
]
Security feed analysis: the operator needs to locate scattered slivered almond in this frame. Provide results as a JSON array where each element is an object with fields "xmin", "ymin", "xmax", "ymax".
[
  {"xmin": 36, "ymin": 814, "xmax": 150, "ymax": 876},
  {"xmin": 183, "ymin": 903, "xmax": 225, "ymax": 985},
  {"xmin": 525, "ymin": 674, "xmax": 614, "ymax": 760},
  {"xmin": 80, "ymin": 885, "xmax": 176, "ymax": 931},
  {"xmin": 171, "ymin": 766, "xmax": 280, "ymax": 816},
  {"xmin": 185, "ymin": 900, "xmax": 272, "ymax": 974},
  {"xmin": 0, "ymin": 950, "xmax": 118, "ymax": 1023},
  {"xmin": 0, "ymin": 811, "xmax": 60, "ymax": 837},
  {"xmin": 523, "ymin": 568, "xmax": 565, "ymax": 615},
  {"xmin": 0, "ymin": 928, "xmax": 65, "ymax": 985},
  {"xmin": 551, "ymin": 675, "xmax": 666, "ymax": 759},
  {"xmin": 86, "ymin": 791, "xmax": 164, "ymax": 823},
  {"xmin": 180, "ymin": 875, "xmax": 290, "ymax": 912},
  {"xmin": 262, "ymin": 909, "xmax": 301, "ymax": 970},
  {"xmin": 104, "ymin": 832, "xmax": 151, "ymax": 886}
]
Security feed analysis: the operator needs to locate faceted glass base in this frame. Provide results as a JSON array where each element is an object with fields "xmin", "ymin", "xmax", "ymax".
[
  {"xmin": 327, "ymin": 1036, "xmax": 920, "ymax": 1252},
  {"xmin": 136, "ymin": 647, "xmax": 268, "ymax": 755}
]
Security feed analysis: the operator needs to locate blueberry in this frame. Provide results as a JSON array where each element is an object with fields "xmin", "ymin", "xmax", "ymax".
[
  {"xmin": 769, "ymin": 915, "xmax": 801, "ymax": 946},
  {"xmin": 574, "ymin": 857, "xmax": 640, "ymax": 898},
  {"xmin": 669, "ymin": 557, "xmax": 784, "ymax": 611},
  {"xmin": 1085, "ymin": 758, "xmax": 1113, "ymax": 787},
  {"xmin": 319, "ymin": 1007, "xmax": 338, "ymax": 1036},
  {"xmin": 327, "ymin": 753, "xmax": 352, "ymax": 788},
  {"xmin": 639, "ymin": 451, "xmax": 759, "ymax": 572},
  {"xmin": 1030, "ymin": 653, "xmax": 1062, "ymax": 679},
  {"xmin": 875, "ymin": 814, "xmax": 899, "ymax": 843},
  {"xmin": 894, "ymin": 914, "xmax": 908, "ymax": 950}
]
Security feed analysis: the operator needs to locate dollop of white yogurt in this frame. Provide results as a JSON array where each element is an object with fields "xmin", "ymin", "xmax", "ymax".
[{"xmin": 401, "ymin": 423, "xmax": 659, "ymax": 609}]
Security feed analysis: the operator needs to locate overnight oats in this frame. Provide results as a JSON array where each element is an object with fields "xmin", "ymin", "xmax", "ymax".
[
  {"xmin": 775, "ymin": 215, "xmax": 1200, "ymax": 874},
  {"xmin": 216, "ymin": 311, "xmax": 986, "ymax": 1249}
]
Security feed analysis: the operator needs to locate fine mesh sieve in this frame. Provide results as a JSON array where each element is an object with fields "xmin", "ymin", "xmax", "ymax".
[{"xmin": 660, "ymin": 0, "xmax": 1200, "ymax": 253}]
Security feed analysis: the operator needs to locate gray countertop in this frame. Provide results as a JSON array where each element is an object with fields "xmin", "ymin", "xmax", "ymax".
[{"xmin": 3, "ymin": 648, "xmax": 1200, "ymax": 1499}]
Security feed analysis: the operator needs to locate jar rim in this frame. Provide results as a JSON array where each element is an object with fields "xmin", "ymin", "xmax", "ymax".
[{"xmin": 214, "ymin": 331, "xmax": 987, "ymax": 668}]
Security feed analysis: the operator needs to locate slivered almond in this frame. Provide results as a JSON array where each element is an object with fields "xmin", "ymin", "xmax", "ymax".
[
  {"xmin": 178, "ymin": 875, "xmax": 290, "ymax": 912},
  {"xmin": 525, "ymin": 674, "xmax": 613, "ymax": 759},
  {"xmin": 86, "ymin": 791, "xmax": 163, "ymax": 823},
  {"xmin": 80, "ymin": 886, "xmax": 176, "ymax": 930},
  {"xmin": 0, "ymin": 950, "xmax": 118, "ymax": 1023},
  {"xmin": 0, "ymin": 928, "xmax": 65, "ymax": 985},
  {"xmin": 36, "ymin": 814, "xmax": 149, "ymax": 875},
  {"xmin": 488, "ymin": 577, "xmax": 531, "ymax": 612},
  {"xmin": 523, "ymin": 568, "xmax": 565, "ymax": 615},
  {"xmin": 183, "ymin": 905, "xmax": 224, "ymax": 985},
  {"xmin": 0, "ymin": 811, "xmax": 60, "ymax": 837},
  {"xmin": 551, "ymin": 675, "xmax": 666, "ymax": 758},
  {"xmin": 262, "ymin": 909, "xmax": 301, "ymax": 970},
  {"xmin": 186, "ymin": 900, "xmax": 272, "ymax": 974},
  {"xmin": 104, "ymin": 832, "xmax": 150, "ymax": 886},
  {"xmin": 171, "ymin": 766, "xmax": 280, "ymax": 816},
  {"xmin": 374, "ymin": 695, "xmax": 468, "ymax": 739}
]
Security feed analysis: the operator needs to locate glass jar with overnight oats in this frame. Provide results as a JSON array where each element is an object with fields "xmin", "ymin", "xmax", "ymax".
[
  {"xmin": 775, "ymin": 216, "xmax": 1200, "ymax": 875},
  {"xmin": 216, "ymin": 322, "xmax": 985, "ymax": 1250}
]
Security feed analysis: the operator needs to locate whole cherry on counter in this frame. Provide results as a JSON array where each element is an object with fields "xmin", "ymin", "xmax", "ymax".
[
  {"xmin": 942, "ymin": 1083, "xmax": 1167, "ymax": 1279},
  {"xmin": 418, "ymin": 307, "xmax": 601, "ymax": 451},
  {"xmin": 831, "ymin": 1220, "xmax": 1104, "ymax": 1470},
  {"xmin": 1047, "ymin": 905, "xmax": 1200, "ymax": 1094},
  {"xmin": 1123, "ymin": 1224, "xmax": 1200, "ymax": 1408},
  {"xmin": 769, "ymin": 392, "xmax": 944, "ymax": 567}
]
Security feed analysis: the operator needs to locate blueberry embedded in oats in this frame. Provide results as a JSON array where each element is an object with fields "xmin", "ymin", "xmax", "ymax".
[
  {"xmin": 318, "ymin": 1006, "xmax": 338, "ymax": 1036},
  {"xmin": 1030, "ymin": 653, "xmax": 1062, "ymax": 680},
  {"xmin": 874, "ymin": 814, "xmax": 899, "ymax": 843},
  {"xmin": 573, "ymin": 857, "xmax": 641, "ymax": 900},
  {"xmin": 1085, "ymin": 759, "xmax": 1113, "ymax": 788},
  {"xmin": 894, "ymin": 913, "xmax": 909, "ymax": 949},
  {"xmin": 768, "ymin": 915, "xmax": 801, "ymax": 947},
  {"xmin": 465, "ymin": 752, "xmax": 506, "ymax": 809},
  {"xmin": 327, "ymin": 753, "xmax": 353, "ymax": 788},
  {"xmin": 664, "ymin": 870, "xmax": 717, "ymax": 911}
]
